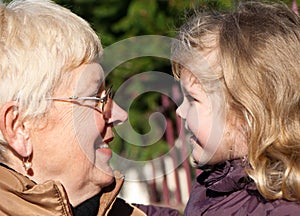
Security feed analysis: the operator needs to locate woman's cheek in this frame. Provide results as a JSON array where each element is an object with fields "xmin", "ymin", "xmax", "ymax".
[{"xmin": 94, "ymin": 111, "xmax": 106, "ymax": 133}]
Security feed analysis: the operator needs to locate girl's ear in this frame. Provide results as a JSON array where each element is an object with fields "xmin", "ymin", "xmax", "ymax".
[{"xmin": 0, "ymin": 101, "xmax": 32, "ymax": 157}]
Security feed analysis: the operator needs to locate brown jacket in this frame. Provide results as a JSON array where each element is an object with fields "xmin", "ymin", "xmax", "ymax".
[{"xmin": 0, "ymin": 164, "xmax": 146, "ymax": 216}]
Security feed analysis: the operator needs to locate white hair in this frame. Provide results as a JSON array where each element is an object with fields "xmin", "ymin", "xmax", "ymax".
[{"xmin": 0, "ymin": 0, "xmax": 102, "ymax": 148}]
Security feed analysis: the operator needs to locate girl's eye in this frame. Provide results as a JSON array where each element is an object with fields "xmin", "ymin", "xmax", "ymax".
[{"xmin": 185, "ymin": 94, "xmax": 196, "ymax": 103}]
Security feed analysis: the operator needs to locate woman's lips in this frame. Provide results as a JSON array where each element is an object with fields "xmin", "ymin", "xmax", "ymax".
[{"xmin": 97, "ymin": 143, "xmax": 112, "ymax": 157}]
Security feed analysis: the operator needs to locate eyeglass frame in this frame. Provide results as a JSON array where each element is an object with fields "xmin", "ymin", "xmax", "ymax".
[{"xmin": 46, "ymin": 86, "xmax": 113, "ymax": 120}]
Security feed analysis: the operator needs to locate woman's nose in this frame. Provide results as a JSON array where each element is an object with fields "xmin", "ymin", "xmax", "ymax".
[{"xmin": 108, "ymin": 101, "xmax": 128, "ymax": 125}]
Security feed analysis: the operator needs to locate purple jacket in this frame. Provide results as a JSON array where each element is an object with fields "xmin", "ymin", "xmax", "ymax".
[{"xmin": 185, "ymin": 159, "xmax": 300, "ymax": 216}]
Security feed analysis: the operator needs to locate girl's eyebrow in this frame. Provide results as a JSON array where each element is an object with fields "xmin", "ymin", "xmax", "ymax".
[{"xmin": 182, "ymin": 87, "xmax": 190, "ymax": 97}]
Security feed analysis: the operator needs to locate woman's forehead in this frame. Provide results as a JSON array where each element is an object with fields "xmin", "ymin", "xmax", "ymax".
[{"xmin": 74, "ymin": 63, "xmax": 104, "ymax": 96}]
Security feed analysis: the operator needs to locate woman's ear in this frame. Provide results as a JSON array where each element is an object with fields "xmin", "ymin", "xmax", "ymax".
[{"xmin": 0, "ymin": 101, "xmax": 32, "ymax": 157}]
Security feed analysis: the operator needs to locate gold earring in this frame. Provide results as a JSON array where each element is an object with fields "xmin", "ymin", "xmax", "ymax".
[{"xmin": 23, "ymin": 157, "xmax": 32, "ymax": 171}]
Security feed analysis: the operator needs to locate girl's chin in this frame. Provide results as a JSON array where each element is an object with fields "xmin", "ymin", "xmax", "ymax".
[
  {"xmin": 192, "ymin": 151, "xmax": 207, "ymax": 167},
  {"xmin": 192, "ymin": 146, "xmax": 205, "ymax": 162},
  {"xmin": 191, "ymin": 148, "xmax": 218, "ymax": 168}
]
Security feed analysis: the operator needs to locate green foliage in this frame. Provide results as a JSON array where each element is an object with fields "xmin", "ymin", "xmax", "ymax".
[
  {"xmin": 51, "ymin": 0, "xmax": 300, "ymax": 162},
  {"xmin": 6, "ymin": 0, "xmax": 297, "ymax": 161}
]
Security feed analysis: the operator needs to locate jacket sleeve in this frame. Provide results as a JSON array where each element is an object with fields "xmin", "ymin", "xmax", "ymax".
[
  {"xmin": 107, "ymin": 198, "xmax": 146, "ymax": 216},
  {"xmin": 133, "ymin": 203, "xmax": 181, "ymax": 216}
]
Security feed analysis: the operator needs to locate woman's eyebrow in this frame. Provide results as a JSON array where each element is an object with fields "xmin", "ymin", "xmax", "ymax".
[{"xmin": 96, "ymin": 84, "xmax": 106, "ymax": 96}]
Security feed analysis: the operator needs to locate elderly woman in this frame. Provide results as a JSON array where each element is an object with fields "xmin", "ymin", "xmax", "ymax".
[
  {"xmin": 0, "ymin": 1, "xmax": 180, "ymax": 216},
  {"xmin": 172, "ymin": 1, "xmax": 300, "ymax": 215}
]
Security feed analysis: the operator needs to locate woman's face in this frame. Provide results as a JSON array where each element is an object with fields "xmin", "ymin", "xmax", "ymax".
[
  {"xmin": 176, "ymin": 69, "xmax": 230, "ymax": 166},
  {"xmin": 28, "ymin": 63, "xmax": 128, "ymax": 206}
]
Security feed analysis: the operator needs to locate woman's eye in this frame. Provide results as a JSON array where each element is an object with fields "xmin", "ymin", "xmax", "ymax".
[{"xmin": 94, "ymin": 96, "xmax": 101, "ymax": 107}]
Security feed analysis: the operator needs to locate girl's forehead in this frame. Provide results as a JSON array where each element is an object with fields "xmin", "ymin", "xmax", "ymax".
[{"xmin": 180, "ymin": 69, "xmax": 199, "ymax": 86}]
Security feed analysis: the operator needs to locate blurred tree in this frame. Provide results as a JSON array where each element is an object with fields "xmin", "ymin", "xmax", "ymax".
[
  {"xmin": 53, "ymin": 0, "xmax": 211, "ymax": 162},
  {"xmin": 3, "ymin": 0, "xmax": 298, "ymax": 164},
  {"xmin": 2, "ymin": 0, "xmax": 299, "ymax": 207},
  {"xmin": 51, "ymin": 0, "xmax": 298, "ymax": 162}
]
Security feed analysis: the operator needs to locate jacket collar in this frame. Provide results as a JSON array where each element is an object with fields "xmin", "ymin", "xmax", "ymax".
[
  {"xmin": 98, "ymin": 170, "xmax": 124, "ymax": 216},
  {"xmin": 0, "ymin": 164, "xmax": 124, "ymax": 216},
  {"xmin": 0, "ymin": 163, "xmax": 73, "ymax": 215},
  {"xmin": 197, "ymin": 159, "xmax": 253, "ymax": 194}
]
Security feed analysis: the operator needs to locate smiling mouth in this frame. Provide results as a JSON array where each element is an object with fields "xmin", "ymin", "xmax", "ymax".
[
  {"xmin": 96, "ymin": 143, "xmax": 112, "ymax": 157},
  {"xmin": 98, "ymin": 143, "xmax": 109, "ymax": 149},
  {"xmin": 189, "ymin": 135, "xmax": 202, "ymax": 148},
  {"xmin": 94, "ymin": 135, "xmax": 112, "ymax": 150}
]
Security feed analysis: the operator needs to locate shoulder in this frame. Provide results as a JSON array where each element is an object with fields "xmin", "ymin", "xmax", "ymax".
[
  {"xmin": 268, "ymin": 200, "xmax": 300, "ymax": 216},
  {"xmin": 187, "ymin": 176, "xmax": 300, "ymax": 215},
  {"xmin": 0, "ymin": 163, "xmax": 35, "ymax": 191},
  {"xmin": 185, "ymin": 159, "xmax": 300, "ymax": 215}
]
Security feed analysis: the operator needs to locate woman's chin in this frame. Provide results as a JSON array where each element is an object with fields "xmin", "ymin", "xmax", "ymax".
[{"xmin": 90, "ymin": 164, "xmax": 115, "ymax": 188}]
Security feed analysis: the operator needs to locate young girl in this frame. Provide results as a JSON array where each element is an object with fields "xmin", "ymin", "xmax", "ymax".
[{"xmin": 172, "ymin": 2, "xmax": 300, "ymax": 215}]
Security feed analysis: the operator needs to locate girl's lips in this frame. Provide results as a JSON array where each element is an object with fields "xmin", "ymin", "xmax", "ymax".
[{"xmin": 190, "ymin": 135, "xmax": 202, "ymax": 147}]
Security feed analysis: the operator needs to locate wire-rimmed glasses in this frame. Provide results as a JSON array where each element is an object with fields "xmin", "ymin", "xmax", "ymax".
[{"xmin": 47, "ymin": 86, "xmax": 113, "ymax": 120}]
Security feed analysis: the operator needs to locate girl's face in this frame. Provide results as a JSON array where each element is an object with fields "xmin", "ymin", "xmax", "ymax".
[{"xmin": 177, "ymin": 69, "xmax": 232, "ymax": 166}]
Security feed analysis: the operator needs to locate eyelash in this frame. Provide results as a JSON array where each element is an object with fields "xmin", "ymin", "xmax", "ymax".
[{"xmin": 185, "ymin": 94, "xmax": 196, "ymax": 103}]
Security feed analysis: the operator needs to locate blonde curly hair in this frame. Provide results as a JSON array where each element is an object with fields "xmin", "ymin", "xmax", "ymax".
[{"xmin": 172, "ymin": 1, "xmax": 300, "ymax": 201}]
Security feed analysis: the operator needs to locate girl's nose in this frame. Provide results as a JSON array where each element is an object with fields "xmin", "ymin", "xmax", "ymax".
[{"xmin": 176, "ymin": 98, "xmax": 188, "ymax": 119}]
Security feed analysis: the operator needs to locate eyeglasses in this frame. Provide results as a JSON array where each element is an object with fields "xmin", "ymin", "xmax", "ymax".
[{"xmin": 47, "ymin": 86, "xmax": 113, "ymax": 120}]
